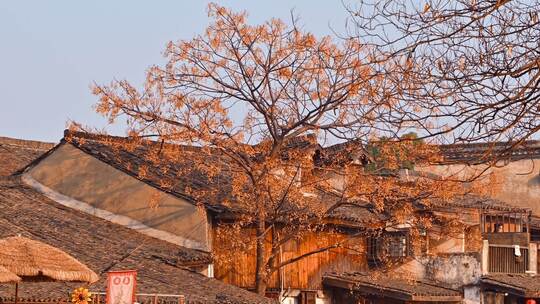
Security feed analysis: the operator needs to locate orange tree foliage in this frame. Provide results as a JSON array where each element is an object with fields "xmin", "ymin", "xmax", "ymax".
[{"xmin": 90, "ymin": 4, "xmax": 494, "ymax": 294}]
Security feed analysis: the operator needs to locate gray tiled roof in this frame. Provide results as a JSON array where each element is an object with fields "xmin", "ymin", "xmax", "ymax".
[
  {"xmin": 62, "ymin": 131, "xmax": 382, "ymax": 226},
  {"xmin": 323, "ymin": 271, "xmax": 462, "ymax": 300},
  {"xmin": 439, "ymin": 140, "xmax": 540, "ymax": 163},
  {"xmin": 0, "ymin": 176, "xmax": 272, "ymax": 304},
  {"xmin": 482, "ymin": 274, "xmax": 540, "ymax": 297},
  {"xmin": 0, "ymin": 136, "xmax": 54, "ymax": 176}
]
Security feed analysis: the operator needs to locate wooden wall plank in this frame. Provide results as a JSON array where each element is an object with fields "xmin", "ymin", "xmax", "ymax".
[{"xmin": 214, "ymin": 226, "xmax": 367, "ymax": 290}]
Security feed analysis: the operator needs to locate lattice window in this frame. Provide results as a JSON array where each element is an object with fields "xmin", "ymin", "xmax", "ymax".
[
  {"xmin": 386, "ymin": 233, "xmax": 408, "ymax": 258},
  {"xmin": 482, "ymin": 213, "xmax": 529, "ymax": 233},
  {"xmin": 367, "ymin": 231, "xmax": 410, "ymax": 267}
]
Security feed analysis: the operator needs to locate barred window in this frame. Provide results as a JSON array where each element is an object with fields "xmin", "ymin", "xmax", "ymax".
[
  {"xmin": 367, "ymin": 231, "xmax": 410, "ymax": 267},
  {"xmin": 386, "ymin": 233, "xmax": 408, "ymax": 257}
]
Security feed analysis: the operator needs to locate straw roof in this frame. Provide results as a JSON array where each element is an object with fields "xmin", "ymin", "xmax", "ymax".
[
  {"xmin": 0, "ymin": 266, "xmax": 20, "ymax": 283},
  {"xmin": 0, "ymin": 236, "xmax": 98, "ymax": 283}
]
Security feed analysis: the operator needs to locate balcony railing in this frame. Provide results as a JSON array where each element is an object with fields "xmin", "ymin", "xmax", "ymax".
[{"xmin": 488, "ymin": 245, "xmax": 529, "ymax": 273}]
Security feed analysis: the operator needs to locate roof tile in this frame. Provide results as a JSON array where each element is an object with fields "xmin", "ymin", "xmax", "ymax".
[
  {"xmin": 482, "ymin": 274, "xmax": 540, "ymax": 297},
  {"xmin": 0, "ymin": 177, "xmax": 272, "ymax": 303},
  {"xmin": 323, "ymin": 271, "xmax": 462, "ymax": 300},
  {"xmin": 0, "ymin": 136, "xmax": 54, "ymax": 176}
]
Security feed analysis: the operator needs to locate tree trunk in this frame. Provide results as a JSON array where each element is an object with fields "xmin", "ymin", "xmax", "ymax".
[
  {"xmin": 255, "ymin": 275, "xmax": 268, "ymax": 296},
  {"xmin": 255, "ymin": 217, "xmax": 267, "ymax": 295}
]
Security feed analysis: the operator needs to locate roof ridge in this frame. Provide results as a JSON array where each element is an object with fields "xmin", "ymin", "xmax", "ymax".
[
  {"xmin": 439, "ymin": 140, "xmax": 540, "ymax": 149},
  {"xmin": 64, "ymin": 129, "xmax": 157, "ymax": 145},
  {"xmin": 438, "ymin": 139, "xmax": 540, "ymax": 163},
  {"xmin": 65, "ymin": 129, "xmax": 351, "ymax": 150},
  {"xmin": 63, "ymin": 129, "xmax": 215, "ymax": 153},
  {"xmin": 416, "ymin": 278, "xmax": 461, "ymax": 291},
  {"xmin": 0, "ymin": 136, "xmax": 54, "ymax": 151},
  {"xmin": 431, "ymin": 195, "xmax": 531, "ymax": 213},
  {"xmin": 327, "ymin": 271, "xmax": 459, "ymax": 295}
]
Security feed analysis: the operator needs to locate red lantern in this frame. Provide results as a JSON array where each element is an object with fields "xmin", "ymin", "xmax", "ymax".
[{"xmin": 526, "ymin": 299, "xmax": 536, "ymax": 304}]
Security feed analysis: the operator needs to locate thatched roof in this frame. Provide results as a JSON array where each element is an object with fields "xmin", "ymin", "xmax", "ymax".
[
  {"xmin": 0, "ymin": 266, "xmax": 20, "ymax": 283},
  {"xmin": 0, "ymin": 236, "xmax": 99, "ymax": 283}
]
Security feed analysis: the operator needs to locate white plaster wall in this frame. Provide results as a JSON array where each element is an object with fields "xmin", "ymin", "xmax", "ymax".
[
  {"xmin": 27, "ymin": 143, "xmax": 210, "ymax": 251},
  {"xmin": 464, "ymin": 286, "xmax": 481, "ymax": 304},
  {"xmin": 425, "ymin": 253, "xmax": 482, "ymax": 286},
  {"xmin": 425, "ymin": 158, "xmax": 540, "ymax": 215}
]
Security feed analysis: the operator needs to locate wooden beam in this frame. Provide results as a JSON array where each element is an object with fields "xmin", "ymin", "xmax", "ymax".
[
  {"xmin": 323, "ymin": 277, "xmax": 412, "ymax": 300},
  {"xmin": 322, "ymin": 277, "xmax": 355, "ymax": 290},
  {"xmin": 351, "ymin": 284, "xmax": 413, "ymax": 301},
  {"xmin": 481, "ymin": 282, "xmax": 527, "ymax": 297},
  {"xmin": 482, "ymin": 281, "xmax": 540, "ymax": 298},
  {"xmin": 410, "ymin": 295, "xmax": 463, "ymax": 301}
]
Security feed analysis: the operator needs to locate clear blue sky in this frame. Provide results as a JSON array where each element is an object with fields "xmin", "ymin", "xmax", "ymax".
[{"xmin": 0, "ymin": 1, "xmax": 349, "ymax": 142}]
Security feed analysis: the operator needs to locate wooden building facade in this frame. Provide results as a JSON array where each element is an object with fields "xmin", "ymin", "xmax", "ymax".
[{"xmin": 213, "ymin": 228, "xmax": 367, "ymax": 292}]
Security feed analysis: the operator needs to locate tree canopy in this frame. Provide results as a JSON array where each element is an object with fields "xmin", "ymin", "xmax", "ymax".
[{"xmin": 88, "ymin": 3, "xmax": 497, "ymax": 295}]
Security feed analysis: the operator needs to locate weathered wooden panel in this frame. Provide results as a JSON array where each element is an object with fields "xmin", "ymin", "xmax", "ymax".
[
  {"xmin": 482, "ymin": 291, "xmax": 505, "ymax": 304},
  {"xmin": 213, "ymin": 227, "xmax": 367, "ymax": 290},
  {"xmin": 488, "ymin": 245, "xmax": 528, "ymax": 273},
  {"xmin": 484, "ymin": 232, "xmax": 529, "ymax": 247},
  {"xmin": 281, "ymin": 232, "xmax": 366, "ymax": 289}
]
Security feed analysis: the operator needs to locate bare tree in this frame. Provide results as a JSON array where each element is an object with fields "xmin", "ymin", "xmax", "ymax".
[{"xmin": 347, "ymin": 0, "xmax": 540, "ymax": 150}]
